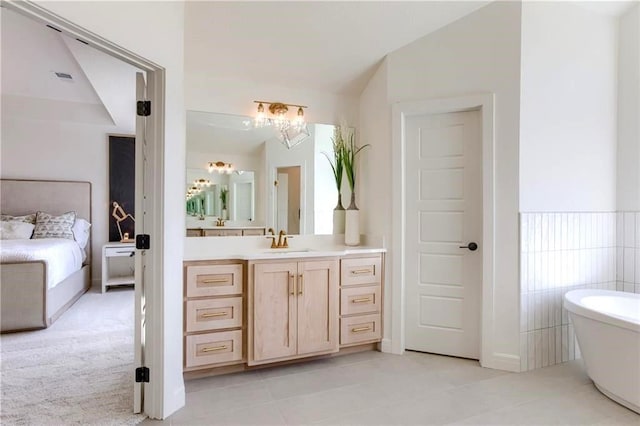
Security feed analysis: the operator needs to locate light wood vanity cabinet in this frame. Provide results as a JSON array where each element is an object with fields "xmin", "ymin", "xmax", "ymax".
[
  {"xmin": 183, "ymin": 262, "xmax": 245, "ymax": 371},
  {"xmin": 182, "ymin": 252, "xmax": 383, "ymax": 376},
  {"xmin": 249, "ymin": 259, "xmax": 339, "ymax": 365},
  {"xmin": 339, "ymin": 255, "xmax": 383, "ymax": 346},
  {"xmin": 187, "ymin": 228, "xmax": 266, "ymax": 237}
]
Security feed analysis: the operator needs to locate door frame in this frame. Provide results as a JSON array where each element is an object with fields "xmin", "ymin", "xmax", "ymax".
[
  {"xmin": 5, "ymin": 1, "xmax": 168, "ymax": 418},
  {"xmin": 391, "ymin": 94, "xmax": 499, "ymax": 369}
]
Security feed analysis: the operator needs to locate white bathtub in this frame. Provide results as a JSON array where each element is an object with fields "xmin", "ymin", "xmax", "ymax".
[{"xmin": 564, "ymin": 289, "xmax": 640, "ymax": 414}]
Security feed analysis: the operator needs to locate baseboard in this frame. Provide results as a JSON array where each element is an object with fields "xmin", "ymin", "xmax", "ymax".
[
  {"xmin": 380, "ymin": 338, "xmax": 394, "ymax": 354},
  {"xmin": 160, "ymin": 384, "xmax": 185, "ymax": 420},
  {"xmin": 482, "ymin": 352, "xmax": 521, "ymax": 372}
]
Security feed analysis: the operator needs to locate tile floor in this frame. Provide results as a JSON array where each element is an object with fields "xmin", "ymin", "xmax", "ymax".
[{"xmin": 143, "ymin": 350, "xmax": 639, "ymax": 425}]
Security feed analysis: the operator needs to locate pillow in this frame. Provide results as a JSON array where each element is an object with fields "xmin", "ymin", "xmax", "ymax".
[
  {"xmin": 1, "ymin": 213, "xmax": 36, "ymax": 224},
  {"xmin": 32, "ymin": 211, "xmax": 76, "ymax": 240},
  {"xmin": 72, "ymin": 218, "xmax": 91, "ymax": 249},
  {"xmin": 0, "ymin": 221, "xmax": 35, "ymax": 240}
]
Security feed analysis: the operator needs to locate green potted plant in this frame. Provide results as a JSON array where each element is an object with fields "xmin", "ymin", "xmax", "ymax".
[
  {"xmin": 323, "ymin": 127, "xmax": 346, "ymax": 234},
  {"xmin": 341, "ymin": 128, "xmax": 369, "ymax": 246},
  {"xmin": 219, "ymin": 187, "xmax": 228, "ymax": 220}
]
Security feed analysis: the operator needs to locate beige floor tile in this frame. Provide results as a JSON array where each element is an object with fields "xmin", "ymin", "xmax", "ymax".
[
  {"xmin": 185, "ymin": 370, "xmax": 264, "ymax": 394},
  {"xmin": 170, "ymin": 381, "xmax": 273, "ymax": 422},
  {"xmin": 263, "ymin": 364, "xmax": 356, "ymax": 400},
  {"xmin": 172, "ymin": 401, "xmax": 287, "ymax": 426}
]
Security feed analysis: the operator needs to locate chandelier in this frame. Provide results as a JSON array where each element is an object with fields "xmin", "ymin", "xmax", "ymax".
[
  {"xmin": 253, "ymin": 101, "xmax": 310, "ymax": 149},
  {"xmin": 208, "ymin": 161, "xmax": 234, "ymax": 174}
]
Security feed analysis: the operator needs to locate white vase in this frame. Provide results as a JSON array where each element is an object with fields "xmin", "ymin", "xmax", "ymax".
[
  {"xmin": 222, "ymin": 209, "xmax": 228, "ymax": 220},
  {"xmin": 333, "ymin": 193, "xmax": 345, "ymax": 234},
  {"xmin": 344, "ymin": 192, "xmax": 360, "ymax": 246}
]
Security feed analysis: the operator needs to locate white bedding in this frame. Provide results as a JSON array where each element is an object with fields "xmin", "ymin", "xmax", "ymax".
[{"xmin": 0, "ymin": 238, "xmax": 84, "ymax": 289}]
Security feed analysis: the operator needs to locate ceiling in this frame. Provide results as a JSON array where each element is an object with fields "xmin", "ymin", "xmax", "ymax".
[
  {"xmin": 1, "ymin": 7, "xmax": 140, "ymax": 130},
  {"xmin": 184, "ymin": 1, "xmax": 492, "ymax": 96}
]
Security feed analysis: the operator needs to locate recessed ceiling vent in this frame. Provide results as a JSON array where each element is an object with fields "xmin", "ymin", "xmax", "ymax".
[{"xmin": 54, "ymin": 71, "xmax": 73, "ymax": 81}]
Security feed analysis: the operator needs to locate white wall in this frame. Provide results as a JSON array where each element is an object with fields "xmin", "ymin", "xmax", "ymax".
[
  {"xmin": 519, "ymin": 2, "xmax": 618, "ymax": 212},
  {"xmin": 360, "ymin": 1, "xmax": 523, "ymax": 365},
  {"xmin": 617, "ymin": 5, "xmax": 640, "ymax": 211},
  {"xmin": 0, "ymin": 104, "xmax": 130, "ymax": 288},
  {"xmin": 31, "ymin": 1, "xmax": 186, "ymax": 418}
]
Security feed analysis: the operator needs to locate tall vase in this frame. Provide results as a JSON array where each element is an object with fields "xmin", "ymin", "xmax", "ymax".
[
  {"xmin": 344, "ymin": 192, "xmax": 360, "ymax": 246},
  {"xmin": 332, "ymin": 193, "xmax": 345, "ymax": 234}
]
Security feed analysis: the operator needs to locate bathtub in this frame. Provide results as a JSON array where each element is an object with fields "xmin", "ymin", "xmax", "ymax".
[{"xmin": 564, "ymin": 289, "xmax": 640, "ymax": 414}]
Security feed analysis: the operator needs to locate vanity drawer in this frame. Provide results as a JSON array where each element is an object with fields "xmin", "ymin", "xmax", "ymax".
[
  {"xmin": 341, "ymin": 285, "xmax": 381, "ymax": 316},
  {"xmin": 242, "ymin": 228, "xmax": 266, "ymax": 236},
  {"xmin": 186, "ymin": 297, "xmax": 242, "ymax": 332},
  {"xmin": 341, "ymin": 256, "xmax": 381, "ymax": 287},
  {"xmin": 186, "ymin": 229, "xmax": 203, "ymax": 237},
  {"xmin": 203, "ymin": 229, "xmax": 243, "ymax": 237},
  {"xmin": 340, "ymin": 314, "xmax": 381, "ymax": 345},
  {"xmin": 185, "ymin": 330, "xmax": 243, "ymax": 368},
  {"xmin": 186, "ymin": 264, "xmax": 243, "ymax": 297}
]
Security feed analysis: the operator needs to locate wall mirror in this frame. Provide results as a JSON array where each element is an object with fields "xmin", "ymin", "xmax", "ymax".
[{"xmin": 186, "ymin": 110, "xmax": 341, "ymax": 236}]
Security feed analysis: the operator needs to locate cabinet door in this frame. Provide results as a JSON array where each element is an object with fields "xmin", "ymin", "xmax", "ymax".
[
  {"xmin": 252, "ymin": 262, "xmax": 298, "ymax": 362},
  {"xmin": 297, "ymin": 260, "xmax": 339, "ymax": 355}
]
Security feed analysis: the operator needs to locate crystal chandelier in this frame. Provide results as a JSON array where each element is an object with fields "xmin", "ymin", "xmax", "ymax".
[{"xmin": 253, "ymin": 101, "xmax": 310, "ymax": 149}]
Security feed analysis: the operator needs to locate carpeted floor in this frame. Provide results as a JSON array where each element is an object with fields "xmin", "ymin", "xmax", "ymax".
[{"xmin": 1, "ymin": 287, "xmax": 146, "ymax": 425}]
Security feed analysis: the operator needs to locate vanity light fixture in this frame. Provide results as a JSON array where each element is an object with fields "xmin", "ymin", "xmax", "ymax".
[
  {"xmin": 253, "ymin": 101, "xmax": 310, "ymax": 149},
  {"xmin": 207, "ymin": 161, "xmax": 234, "ymax": 174},
  {"xmin": 194, "ymin": 178, "xmax": 212, "ymax": 187}
]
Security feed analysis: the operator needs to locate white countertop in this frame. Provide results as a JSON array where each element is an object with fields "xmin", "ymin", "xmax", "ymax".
[
  {"xmin": 183, "ymin": 234, "xmax": 386, "ymax": 261},
  {"xmin": 186, "ymin": 225, "xmax": 267, "ymax": 230}
]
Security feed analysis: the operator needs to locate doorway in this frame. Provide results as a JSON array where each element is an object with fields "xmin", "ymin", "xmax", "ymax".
[
  {"xmin": 3, "ymin": 1, "xmax": 167, "ymax": 419},
  {"xmin": 276, "ymin": 166, "xmax": 301, "ymax": 234},
  {"xmin": 404, "ymin": 110, "xmax": 482, "ymax": 359}
]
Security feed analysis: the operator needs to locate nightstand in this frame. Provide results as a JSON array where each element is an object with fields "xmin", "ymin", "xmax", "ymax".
[{"xmin": 102, "ymin": 242, "xmax": 135, "ymax": 293}]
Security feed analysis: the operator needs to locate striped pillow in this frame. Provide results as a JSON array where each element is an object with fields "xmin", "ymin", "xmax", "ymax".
[{"xmin": 32, "ymin": 211, "xmax": 77, "ymax": 240}]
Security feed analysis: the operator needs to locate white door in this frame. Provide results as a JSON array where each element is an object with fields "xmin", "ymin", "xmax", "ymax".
[
  {"xmin": 404, "ymin": 110, "xmax": 482, "ymax": 359},
  {"xmin": 133, "ymin": 72, "xmax": 147, "ymax": 412},
  {"xmin": 234, "ymin": 182, "xmax": 253, "ymax": 221}
]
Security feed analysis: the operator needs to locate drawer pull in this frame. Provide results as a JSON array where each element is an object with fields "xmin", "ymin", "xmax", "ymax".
[
  {"xmin": 202, "ymin": 278, "xmax": 229, "ymax": 284},
  {"xmin": 351, "ymin": 326, "xmax": 372, "ymax": 333},
  {"xmin": 201, "ymin": 345, "xmax": 228, "ymax": 353},
  {"xmin": 201, "ymin": 311, "xmax": 227, "ymax": 318},
  {"xmin": 352, "ymin": 297, "xmax": 372, "ymax": 304},
  {"xmin": 298, "ymin": 274, "xmax": 303, "ymax": 295},
  {"xmin": 351, "ymin": 269, "xmax": 372, "ymax": 275}
]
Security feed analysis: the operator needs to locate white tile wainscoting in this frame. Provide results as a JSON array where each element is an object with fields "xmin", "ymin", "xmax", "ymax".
[
  {"xmin": 617, "ymin": 211, "xmax": 640, "ymax": 294},
  {"xmin": 519, "ymin": 212, "xmax": 617, "ymax": 371}
]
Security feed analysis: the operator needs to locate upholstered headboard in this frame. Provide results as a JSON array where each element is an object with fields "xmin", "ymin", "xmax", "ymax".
[{"xmin": 0, "ymin": 179, "xmax": 92, "ymax": 263}]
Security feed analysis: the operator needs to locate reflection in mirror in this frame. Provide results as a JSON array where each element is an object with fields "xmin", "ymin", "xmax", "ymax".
[{"xmin": 186, "ymin": 110, "xmax": 342, "ymax": 235}]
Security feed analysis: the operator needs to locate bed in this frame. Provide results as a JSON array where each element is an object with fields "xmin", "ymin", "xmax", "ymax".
[{"xmin": 0, "ymin": 179, "xmax": 92, "ymax": 333}]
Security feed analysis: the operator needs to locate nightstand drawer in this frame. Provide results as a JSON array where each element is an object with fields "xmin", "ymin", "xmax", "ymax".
[
  {"xmin": 186, "ymin": 297, "xmax": 242, "ymax": 332},
  {"xmin": 104, "ymin": 246, "xmax": 135, "ymax": 257},
  {"xmin": 340, "ymin": 314, "xmax": 381, "ymax": 345},
  {"xmin": 185, "ymin": 330, "xmax": 243, "ymax": 368},
  {"xmin": 341, "ymin": 285, "xmax": 381, "ymax": 316},
  {"xmin": 186, "ymin": 264, "xmax": 243, "ymax": 297},
  {"xmin": 341, "ymin": 256, "xmax": 381, "ymax": 287}
]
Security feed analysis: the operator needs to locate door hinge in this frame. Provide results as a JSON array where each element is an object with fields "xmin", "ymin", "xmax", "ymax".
[
  {"xmin": 135, "ymin": 367, "xmax": 150, "ymax": 383},
  {"xmin": 137, "ymin": 100, "xmax": 151, "ymax": 117},
  {"xmin": 136, "ymin": 234, "xmax": 150, "ymax": 250}
]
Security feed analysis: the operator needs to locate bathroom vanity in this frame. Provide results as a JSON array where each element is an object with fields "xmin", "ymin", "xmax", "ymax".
[{"xmin": 182, "ymin": 238, "xmax": 385, "ymax": 378}]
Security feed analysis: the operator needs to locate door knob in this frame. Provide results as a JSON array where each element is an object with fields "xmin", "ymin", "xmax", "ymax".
[{"xmin": 459, "ymin": 242, "xmax": 478, "ymax": 251}]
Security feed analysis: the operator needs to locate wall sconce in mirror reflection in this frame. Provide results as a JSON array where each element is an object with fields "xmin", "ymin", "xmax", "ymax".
[
  {"xmin": 111, "ymin": 201, "xmax": 135, "ymax": 243},
  {"xmin": 253, "ymin": 101, "xmax": 310, "ymax": 149},
  {"xmin": 208, "ymin": 161, "xmax": 234, "ymax": 174}
]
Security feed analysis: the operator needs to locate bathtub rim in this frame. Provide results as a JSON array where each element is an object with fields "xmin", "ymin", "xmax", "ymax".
[{"xmin": 563, "ymin": 289, "xmax": 640, "ymax": 333}]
